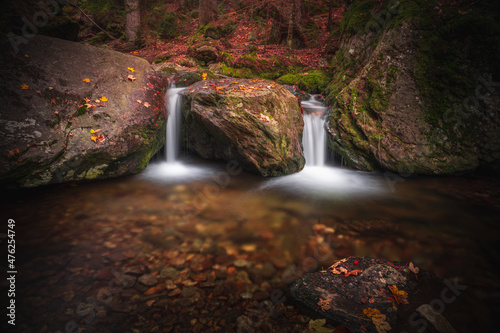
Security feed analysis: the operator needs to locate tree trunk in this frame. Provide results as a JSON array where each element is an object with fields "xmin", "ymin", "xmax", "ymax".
[
  {"xmin": 125, "ymin": 0, "xmax": 140, "ymax": 43},
  {"xmin": 327, "ymin": 0, "xmax": 334, "ymax": 30},
  {"xmin": 199, "ymin": 0, "xmax": 217, "ymax": 26}
]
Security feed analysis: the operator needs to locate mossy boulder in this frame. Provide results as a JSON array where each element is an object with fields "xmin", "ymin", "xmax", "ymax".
[
  {"xmin": 0, "ymin": 36, "xmax": 166, "ymax": 188},
  {"xmin": 326, "ymin": 0, "xmax": 500, "ymax": 175},
  {"xmin": 180, "ymin": 79, "xmax": 305, "ymax": 176}
]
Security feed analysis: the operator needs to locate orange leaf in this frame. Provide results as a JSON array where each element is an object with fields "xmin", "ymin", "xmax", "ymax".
[
  {"xmin": 100, "ymin": 96, "xmax": 108, "ymax": 102},
  {"xmin": 82, "ymin": 78, "xmax": 90, "ymax": 83},
  {"xmin": 90, "ymin": 136, "xmax": 97, "ymax": 142},
  {"xmin": 363, "ymin": 308, "xmax": 382, "ymax": 318},
  {"xmin": 20, "ymin": 84, "xmax": 29, "ymax": 90},
  {"xmin": 51, "ymin": 98, "xmax": 56, "ymax": 104},
  {"xmin": 345, "ymin": 269, "xmax": 362, "ymax": 277}
]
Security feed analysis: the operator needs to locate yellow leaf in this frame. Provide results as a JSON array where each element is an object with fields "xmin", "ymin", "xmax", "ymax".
[
  {"xmin": 20, "ymin": 84, "xmax": 29, "ymax": 90},
  {"xmin": 128, "ymin": 67, "xmax": 135, "ymax": 72},
  {"xmin": 24, "ymin": 54, "xmax": 29, "ymax": 58},
  {"xmin": 82, "ymin": 78, "xmax": 90, "ymax": 83},
  {"xmin": 363, "ymin": 307, "xmax": 382, "ymax": 318},
  {"xmin": 202, "ymin": 72, "xmax": 207, "ymax": 80},
  {"xmin": 90, "ymin": 129, "xmax": 96, "ymax": 134},
  {"xmin": 90, "ymin": 136, "xmax": 97, "ymax": 142},
  {"xmin": 100, "ymin": 96, "xmax": 108, "ymax": 102}
]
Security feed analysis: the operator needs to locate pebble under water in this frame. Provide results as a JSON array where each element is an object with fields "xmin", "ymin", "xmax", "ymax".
[{"xmin": 1, "ymin": 158, "xmax": 499, "ymax": 332}]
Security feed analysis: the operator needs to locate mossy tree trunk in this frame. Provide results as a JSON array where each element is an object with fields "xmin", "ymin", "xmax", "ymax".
[
  {"xmin": 199, "ymin": 0, "xmax": 217, "ymax": 26},
  {"xmin": 125, "ymin": 0, "xmax": 140, "ymax": 43}
]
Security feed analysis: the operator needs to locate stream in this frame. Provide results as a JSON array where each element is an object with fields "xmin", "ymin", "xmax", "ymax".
[{"xmin": 1, "ymin": 89, "xmax": 499, "ymax": 332}]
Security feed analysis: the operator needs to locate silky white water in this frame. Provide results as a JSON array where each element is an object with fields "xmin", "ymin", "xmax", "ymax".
[
  {"xmin": 141, "ymin": 86, "xmax": 213, "ymax": 183},
  {"xmin": 301, "ymin": 97, "xmax": 327, "ymax": 166},
  {"xmin": 260, "ymin": 95, "xmax": 385, "ymax": 198}
]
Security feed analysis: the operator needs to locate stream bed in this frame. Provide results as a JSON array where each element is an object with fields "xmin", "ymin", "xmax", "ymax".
[{"xmin": 1, "ymin": 158, "xmax": 500, "ymax": 332}]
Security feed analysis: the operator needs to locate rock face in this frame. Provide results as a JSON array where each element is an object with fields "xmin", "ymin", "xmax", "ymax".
[
  {"xmin": 326, "ymin": 1, "xmax": 500, "ymax": 175},
  {"xmin": 290, "ymin": 257, "xmax": 458, "ymax": 333},
  {"xmin": 0, "ymin": 36, "xmax": 166, "ymax": 187},
  {"xmin": 180, "ymin": 78, "xmax": 305, "ymax": 176}
]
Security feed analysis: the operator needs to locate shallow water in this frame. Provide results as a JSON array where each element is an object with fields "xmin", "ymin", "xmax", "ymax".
[{"xmin": 1, "ymin": 157, "xmax": 499, "ymax": 332}]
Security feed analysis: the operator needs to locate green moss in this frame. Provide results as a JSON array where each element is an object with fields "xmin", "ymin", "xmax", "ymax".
[
  {"xmin": 339, "ymin": 0, "xmax": 378, "ymax": 37},
  {"xmin": 413, "ymin": 0, "xmax": 500, "ymax": 140},
  {"xmin": 154, "ymin": 53, "xmax": 171, "ymax": 64},
  {"xmin": 278, "ymin": 70, "xmax": 330, "ymax": 94}
]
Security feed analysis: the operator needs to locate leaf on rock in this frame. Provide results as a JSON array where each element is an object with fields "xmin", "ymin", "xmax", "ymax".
[
  {"xmin": 143, "ymin": 102, "xmax": 151, "ymax": 108},
  {"xmin": 409, "ymin": 262, "xmax": 420, "ymax": 275},
  {"xmin": 128, "ymin": 67, "xmax": 136, "ymax": 72},
  {"xmin": 304, "ymin": 319, "xmax": 334, "ymax": 333},
  {"xmin": 345, "ymin": 269, "xmax": 362, "ymax": 277},
  {"xmin": 317, "ymin": 298, "xmax": 332, "ymax": 312},
  {"xmin": 202, "ymin": 72, "xmax": 207, "ymax": 80},
  {"xmin": 127, "ymin": 75, "xmax": 136, "ymax": 82},
  {"xmin": 137, "ymin": 100, "xmax": 142, "ymax": 104},
  {"xmin": 21, "ymin": 84, "xmax": 29, "ymax": 90},
  {"xmin": 82, "ymin": 78, "xmax": 90, "ymax": 83},
  {"xmin": 100, "ymin": 96, "xmax": 108, "ymax": 102},
  {"xmin": 372, "ymin": 315, "xmax": 391, "ymax": 333},
  {"xmin": 91, "ymin": 136, "xmax": 97, "ymax": 142},
  {"xmin": 51, "ymin": 98, "xmax": 56, "ymax": 104}
]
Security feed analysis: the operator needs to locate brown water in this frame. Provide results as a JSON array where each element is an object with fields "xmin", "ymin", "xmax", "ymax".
[{"xmin": 1, "ymin": 158, "xmax": 499, "ymax": 332}]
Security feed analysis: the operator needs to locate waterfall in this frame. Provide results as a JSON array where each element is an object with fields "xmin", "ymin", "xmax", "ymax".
[
  {"xmin": 165, "ymin": 86, "xmax": 185, "ymax": 163},
  {"xmin": 301, "ymin": 96, "xmax": 328, "ymax": 167}
]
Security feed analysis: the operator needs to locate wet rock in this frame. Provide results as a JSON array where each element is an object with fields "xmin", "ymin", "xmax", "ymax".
[
  {"xmin": 181, "ymin": 78, "xmax": 305, "ymax": 176},
  {"xmin": 138, "ymin": 274, "xmax": 158, "ymax": 286},
  {"xmin": 290, "ymin": 256, "xmax": 452, "ymax": 333},
  {"xmin": 0, "ymin": 35, "xmax": 166, "ymax": 188},
  {"xmin": 160, "ymin": 267, "xmax": 179, "ymax": 279},
  {"xmin": 416, "ymin": 304, "xmax": 457, "ymax": 333}
]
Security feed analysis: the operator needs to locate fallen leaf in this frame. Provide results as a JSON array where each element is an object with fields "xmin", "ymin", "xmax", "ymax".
[
  {"xmin": 7, "ymin": 149, "xmax": 20, "ymax": 158},
  {"xmin": 128, "ymin": 67, "xmax": 136, "ymax": 72},
  {"xmin": 363, "ymin": 308, "xmax": 382, "ymax": 318},
  {"xmin": 306, "ymin": 319, "xmax": 334, "ymax": 333},
  {"xmin": 202, "ymin": 72, "xmax": 207, "ymax": 80},
  {"xmin": 409, "ymin": 262, "xmax": 420, "ymax": 275},
  {"xmin": 147, "ymin": 82, "xmax": 153, "ymax": 89},
  {"xmin": 372, "ymin": 315, "xmax": 391, "ymax": 333},
  {"xmin": 24, "ymin": 54, "xmax": 29, "ymax": 58},
  {"xmin": 143, "ymin": 102, "xmax": 151, "ymax": 108},
  {"xmin": 21, "ymin": 84, "xmax": 29, "ymax": 90},
  {"xmin": 317, "ymin": 298, "xmax": 331, "ymax": 312},
  {"xmin": 90, "ymin": 136, "xmax": 97, "ymax": 142},
  {"xmin": 137, "ymin": 100, "xmax": 142, "ymax": 104},
  {"xmin": 51, "ymin": 98, "xmax": 56, "ymax": 104},
  {"xmin": 82, "ymin": 78, "xmax": 90, "ymax": 83},
  {"xmin": 48, "ymin": 86, "xmax": 53, "ymax": 90},
  {"xmin": 100, "ymin": 96, "xmax": 108, "ymax": 102},
  {"xmin": 345, "ymin": 269, "xmax": 362, "ymax": 277},
  {"xmin": 90, "ymin": 129, "xmax": 96, "ymax": 134},
  {"xmin": 127, "ymin": 75, "xmax": 136, "ymax": 81}
]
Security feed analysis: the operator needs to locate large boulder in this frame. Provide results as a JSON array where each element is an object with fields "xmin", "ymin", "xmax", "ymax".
[
  {"xmin": 290, "ymin": 257, "xmax": 472, "ymax": 333},
  {"xmin": 180, "ymin": 78, "xmax": 305, "ymax": 176},
  {"xmin": 0, "ymin": 35, "xmax": 166, "ymax": 187},
  {"xmin": 326, "ymin": 1, "xmax": 500, "ymax": 175}
]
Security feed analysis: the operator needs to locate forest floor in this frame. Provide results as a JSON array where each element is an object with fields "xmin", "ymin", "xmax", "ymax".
[{"xmin": 118, "ymin": 7, "xmax": 344, "ymax": 72}]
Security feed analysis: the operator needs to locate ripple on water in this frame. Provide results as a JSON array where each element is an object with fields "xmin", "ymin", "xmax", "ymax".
[
  {"xmin": 140, "ymin": 162, "xmax": 215, "ymax": 184},
  {"xmin": 259, "ymin": 166, "xmax": 387, "ymax": 199}
]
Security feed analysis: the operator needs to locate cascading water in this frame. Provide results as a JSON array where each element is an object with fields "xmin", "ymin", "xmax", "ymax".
[
  {"xmin": 165, "ymin": 86, "xmax": 185, "ymax": 163},
  {"xmin": 260, "ymin": 94, "xmax": 385, "ymax": 198},
  {"xmin": 140, "ymin": 84, "xmax": 212, "ymax": 183},
  {"xmin": 301, "ymin": 96, "xmax": 328, "ymax": 166}
]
